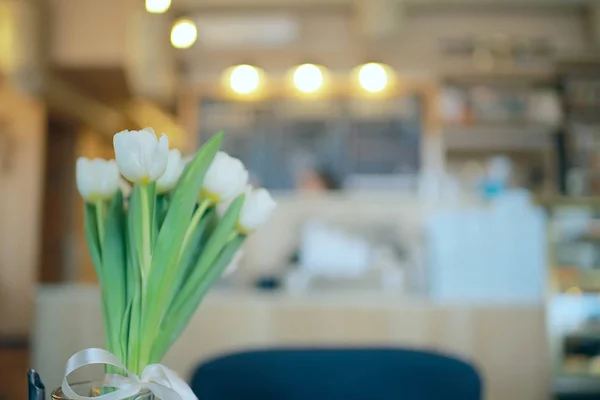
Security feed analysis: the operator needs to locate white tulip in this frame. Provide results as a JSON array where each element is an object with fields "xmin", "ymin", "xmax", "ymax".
[
  {"xmin": 76, "ymin": 157, "xmax": 120, "ymax": 202},
  {"xmin": 157, "ymin": 149, "xmax": 185, "ymax": 194},
  {"xmin": 201, "ymin": 151, "xmax": 248, "ymax": 204},
  {"xmin": 113, "ymin": 127, "xmax": 169, "ymax": 184},
  {"xmin": 237, "ymin": 187, "xmax": 276, "ymax": 233}
]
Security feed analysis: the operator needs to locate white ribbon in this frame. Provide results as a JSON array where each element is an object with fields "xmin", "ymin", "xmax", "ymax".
[{"xmin": 61, "ymin": 348, "xmax": 198, "ymax": 400}]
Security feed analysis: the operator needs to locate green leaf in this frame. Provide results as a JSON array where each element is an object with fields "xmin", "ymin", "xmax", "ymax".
[
  {"xmin": 124, "ymin": 186, "xmax": 142, "ymax": 370},
  {"xmin": 102, "ymin": 191, "xmax": 128, "ymax": 359},
  {"xmin": 128, "ymin": 183, "xmax": 156, "ymax": 281},
  {"xmin": 84, "ymin": 203, "xmax": 103, "ymax": 282},
  {"xmin": 84, "ymin": 202, "xmax": 112, "ymax": 354},
  {"xmin": 127, "ymin": 290, "xmax": 142, "ymax": 374},
  {"xmin": 119, "ymin": 297, "xmax": 133, "ymax": 367},
  {"xmin": 128, "ymin": 185, "xmax": 144, "ymax": 272},
  {"xmin": 146, "ymin": 183, "xmax": 157, "ymax": 249},
  {"xmin": 170, "ymin": 208, "xmax": 215, "ymax": 300},
  {"xmin": 156, "ymin": 195, "xmax": 169, "ymax": 230},
  {"xmin": 151, "ymin": 235, "xmax": 245, "ymax": 363},
  {"xmin": 170, "ymin": 195, "xmax": 244, "ymax": 314},
  {"xmin": 197, "ymin": 208, "xmax": 219, "ymax": 250},
  {"xmin": 141, "ymin": 132, "xmax": 223, "ymax": 364}
]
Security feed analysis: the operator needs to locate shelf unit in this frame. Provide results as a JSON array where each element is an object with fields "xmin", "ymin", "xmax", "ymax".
[
  {"xmin": 556, "ymin": 60, "xmax": 600, "ymax": 196},
  {"xmin": 440, "ymin": 74, "xmax": 560, "ymax": 193}
]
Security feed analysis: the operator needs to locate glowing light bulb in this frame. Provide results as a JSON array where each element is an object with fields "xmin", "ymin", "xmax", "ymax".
[
  {"xmin": 171, "ymin": 19, "xmax": 197, "ymax": 49},
  {"xmin": 358, "ymin": 63, "xmax": 388, "ymax": 93},
  {"xmin": 229, "ymin": 65, "xmax": 260, "ymax": 95},
  {"xmin": 146, "ymin": 0, "xmax": 171, "ymax": 13},
  {"xmin": 293, "ymin": 64, "xmax": 324, "ymax": 93}
]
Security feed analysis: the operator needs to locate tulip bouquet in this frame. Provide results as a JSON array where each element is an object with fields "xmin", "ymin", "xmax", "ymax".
[{"xmin": 75, "ymin": 128, "xmax": 275, "ymax": 380}]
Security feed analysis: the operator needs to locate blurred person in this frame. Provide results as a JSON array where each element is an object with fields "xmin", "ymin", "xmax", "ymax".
[
  {"xmin": 297, "ymin": 167, "xmax": 340, "ymax": 193},
  {"xmin": 283, "ymin": 167, "xmax": 340, "ymax": 269}
]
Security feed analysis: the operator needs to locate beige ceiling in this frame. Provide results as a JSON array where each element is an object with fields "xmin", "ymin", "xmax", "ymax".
[{"xmin": 172, "ymin": 0, "xmax": 591, "ymax": 9}]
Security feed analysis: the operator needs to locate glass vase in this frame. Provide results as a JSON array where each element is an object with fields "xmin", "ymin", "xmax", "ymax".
[{"xmin": 51, "ymin": 382, "xmax": 154, "ymax": 399}]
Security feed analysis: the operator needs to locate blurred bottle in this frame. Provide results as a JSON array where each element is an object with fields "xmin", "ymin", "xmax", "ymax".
[{"xmin": 479, "ymin": 156, "xmax": 512, "ymax": 200}]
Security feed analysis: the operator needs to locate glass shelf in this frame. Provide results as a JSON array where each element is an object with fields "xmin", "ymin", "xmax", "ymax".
[{"xmin": 545, "ymin": 199, "xmax": 600, "ymax": 392}]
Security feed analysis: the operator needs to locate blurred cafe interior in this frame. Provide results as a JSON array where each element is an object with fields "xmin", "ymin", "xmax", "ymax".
[{"xmin": 2, "ymin": 0, "xmax": 600, "ymax": 399}]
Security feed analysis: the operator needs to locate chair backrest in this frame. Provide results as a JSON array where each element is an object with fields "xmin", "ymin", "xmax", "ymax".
[{"xmin": 191, "ymin": 348, "xmax": 482, "ymax": 400}]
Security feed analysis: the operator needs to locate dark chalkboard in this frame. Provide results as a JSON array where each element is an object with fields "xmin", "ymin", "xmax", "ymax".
[{"xmin": 198, "ymin": 96, "xmax": 421, "ymax": 190}]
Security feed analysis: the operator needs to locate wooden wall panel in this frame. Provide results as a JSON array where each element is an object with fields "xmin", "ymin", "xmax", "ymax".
[
  {"xmin": 39, "ymin": 116, "xmax": 77, "ymax": 283},
  {"xmin": 0, "ymin": 84, "xmax": 45, "ymax": 336}
]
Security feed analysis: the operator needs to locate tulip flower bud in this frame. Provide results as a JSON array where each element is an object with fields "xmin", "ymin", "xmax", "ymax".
[
  {"xmin": 157, "ymin": 149, "xmax": 185, "ymax": 194},
  {"xmin": 113, "ymin": 128, "xmax": 169, "ymax": 184},
  {"xmin": 201, "ymin": 151, "xmax": 248, "ymax": 204},
  {"xmin": 237, "ymin": 187, "xmax": 276, "ymax": 234},
  {"xmin": 76, "ymin": 157, "xmax": 120, "ymax": 202}
]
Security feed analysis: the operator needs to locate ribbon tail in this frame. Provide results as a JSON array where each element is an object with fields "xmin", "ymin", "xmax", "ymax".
[
  {"xmin": 144, "ymin": 382, "xmax": 183, "ymax": 400},
  {"xmin": 143, "ymin": 364, "xmax": 198, "ymax": 400}
]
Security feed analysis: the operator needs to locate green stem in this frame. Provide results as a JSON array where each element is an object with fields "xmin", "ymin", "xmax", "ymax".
[
  {"xmin": 95, "ymin": 201, "xmax": 106, "ymax": 248},
  {"xmin": 133, "ymin": 295, "xmax": 142, "ymax": 374},
  {"xmin": 140, "ymin": 186, "xmax": 152, "ymax": 273},
  {"xmin": 139, "ymin": 185, "xmax": 153, "ymax": 324},
  {"xmin": 227, "ymin": 231, "xmax": 239, "ymax": 243},
  {"xmin": 132, "ymin": 185, "xmax": 154, "ymax": 373},
  {"xmin": 179, "ymin": 199, "xmax": 211, "ymax": 257},
  {"xmin": 94, "ymin": 201, "xmax": 113, "ymax": 356}
]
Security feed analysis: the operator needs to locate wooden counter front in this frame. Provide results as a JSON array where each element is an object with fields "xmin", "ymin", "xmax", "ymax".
[{"xmin": 34, "ymin": 286, "xmax": 548, "ymax": 400}]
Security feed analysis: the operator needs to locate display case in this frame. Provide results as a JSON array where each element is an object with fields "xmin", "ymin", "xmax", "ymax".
[{"xmin": 544, "ymin": 198, "xmax": 600, "ymax": 397}]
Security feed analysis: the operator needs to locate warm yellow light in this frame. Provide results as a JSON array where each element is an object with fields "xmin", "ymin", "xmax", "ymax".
[
  {"xmin": 293, "ymin": 64, "xmax": 324, "ymax": 93},
  {"xmin": 358, "ymin": 63, "xmax": 388, "ymax": 93},
  {"xmin": 229, "ymin": 65, "xmax": 261, "ymax": 95},
  {"xmin": 171, "ymin": 19, "xmax": 197, "ymax": 49},
  {"xmin": 145, "ymin": 0, "xmax": 171, "ymax": 13}
]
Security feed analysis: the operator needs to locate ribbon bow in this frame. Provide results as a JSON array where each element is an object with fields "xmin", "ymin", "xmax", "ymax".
[{"xmin": 61, "ymin": 348, "xmax": 198, "ymax": 400}]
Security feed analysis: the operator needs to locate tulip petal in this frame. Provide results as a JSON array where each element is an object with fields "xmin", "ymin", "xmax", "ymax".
[
  {"xmin": 157, "ymin": 149, "xmax": 184, "ymax": 194},
  {"xmin": 76, "ymin": 157, "xmax": 93, "ymax": 200},
  {"xmin": 76, "ymin": 157, "xmax": 120, "ymax": 202},
  {"xmin": 136, "ymin": 128, "xmax": 162, "ymax": 181},
  {"xmin": 149, "ymin": 134, "xmax": 170, "ymax": 182},
  {"xmin": 202, "ymin": 151, "xmax": 249, "ymax": 203},
  {"xmin": 114, "ymin": 130, "xmax": 144, "ymax": 182},
  {"xmin": 114, "ymin": 129, "xmax": 170, "ymax": 184},
  {"xmin": 238, "ymin": 188, "xmax": 276, "ymax": 232}
]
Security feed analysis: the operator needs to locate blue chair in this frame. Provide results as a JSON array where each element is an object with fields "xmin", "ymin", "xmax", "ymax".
[{"xmin": 191, "ymin": 348, "xmax": 482, "ymax": 400}]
